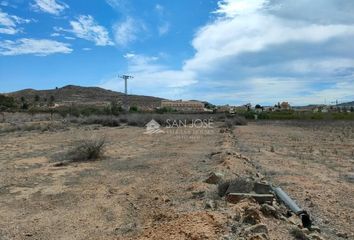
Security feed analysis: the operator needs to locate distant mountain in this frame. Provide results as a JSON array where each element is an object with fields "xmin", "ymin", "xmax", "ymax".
[
  {"xmin": 337, "ymin": 101, "xmax": 354, "ymax": 107},
  {"xmin": 5, "ymin": 85, "xmax": 164, "ymax": 109}
]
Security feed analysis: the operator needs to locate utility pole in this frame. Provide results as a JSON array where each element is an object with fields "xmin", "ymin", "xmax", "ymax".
[
  {"xmin": 119, "ymin": 75, "xmax": 134, "ymax": 110},
  {"xmin": 119, "ymin": 75, "xmax": 134, "ymax": 95}
]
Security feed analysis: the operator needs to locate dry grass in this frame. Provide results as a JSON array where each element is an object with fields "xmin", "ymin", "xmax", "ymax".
[
  {"xmin": 0, "ymin": 121, "xmax": 66, "ymax": 133},
  {"xmin": 64, "ymin": 113, "xmax": 244, "ymax": 128}
]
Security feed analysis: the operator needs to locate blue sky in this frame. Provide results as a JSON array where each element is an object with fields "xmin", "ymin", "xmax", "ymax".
[{"xmin": 1, "ymin": 0, "xmax": 354, "ymax": 106}]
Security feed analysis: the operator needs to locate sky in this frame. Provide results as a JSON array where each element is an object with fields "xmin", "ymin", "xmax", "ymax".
[{"xmin": 0, "ymin": 0, "xmax": 354, "ymax": 106}]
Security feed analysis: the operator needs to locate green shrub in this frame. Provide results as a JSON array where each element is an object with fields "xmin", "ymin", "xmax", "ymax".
[
  {"xmin": 129, "ymin": 106, "xmax": 138, "ymax": 112},
  {"xmin": 0, "ymin": 95, "xmax": 16, "ymax": 110}
]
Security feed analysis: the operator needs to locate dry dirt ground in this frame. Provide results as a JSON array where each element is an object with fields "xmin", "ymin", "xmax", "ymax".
[{"xmin": 0, "ymin": 120, "xmax": 353, "ymax": 240}]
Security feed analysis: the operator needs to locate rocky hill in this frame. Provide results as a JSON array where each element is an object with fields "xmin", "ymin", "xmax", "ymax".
[
  {"xmin": 5, "ymin": 85, "xmax": 163, "ymax": 109},
  {"xmin": 337, "ymin": 101, "xmax": 354, "ymax": 107}
]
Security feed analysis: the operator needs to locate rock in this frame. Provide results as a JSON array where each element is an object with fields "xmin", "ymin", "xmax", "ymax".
[
  {"xmin": 309, "ymin": 233, "xmax": 325, "ymax": 240},
  {"xmin": 226, "ymin": 193, "xmax": 273, "ymax": 204},
  {"xmin": 249, "ymin": 233, "xmax": 269, "ymax": 240},
  {"xmin": 254, "ymin": 182, "xmax": 271, "ymax": 194},
  {"xmin": 343, "ymin": 172, "xmax": 354, "ymax": 183},
  {"xmin": 310, "ymin": 225, "xmax": 321, "ymax": 233},
  {"xmin": 302, "ymin": 228, "xmax": 311, "ymax": 235},
  {"xmin": 114, "ymin": 223, "xmax": 137, "ymax": 235},
  {"xmin": 242, "ymin": 207, "xmax": 262, "ymax": 225},
  {"xmin": 289, "ymin": 227, "xmax": 310, "ymax": 240},
  {"xmin": 162, "ymin": 196, "xmax": 170, "ymax": 202},
  {"xmin": 53, "ymin": 161, "xmax": 69, "ymax": 167},
  {"xmin": 256, "ymin": 172, "xmax": 265, "ymax": 180},
  {"xmin": 204, "ymin": 200, "xmax": 217, "ymax": 210},
  {"xmin": 204, "ymin": 172, "xmax": 224, "ymax": 184},
  {"xmin": 260, "ymin": 204, "xmax": 278, "ymax": 218},
  {"xmin": 287, "ymin": 215, "xmax": 301, "ymax": 225},
  {"xmin": 191, "ymin": 191, "xmax": 205, "ymax": 199},
  {"xmin": 336, "ymin": 231, "xmax": 348, "ymax": 238},
  {"xmin": 225, "ymin": 178, "xmax": 254, "ymax": 195},
  {"xmin": 233, "ymin": 211, "xmax": 242, "ymax": 222},
  {"xmin": 245, "ymin": 224, "xmax": 268, "ymax": 235}
]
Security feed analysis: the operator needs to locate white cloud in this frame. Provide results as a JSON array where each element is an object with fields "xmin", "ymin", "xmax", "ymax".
[
  {"xmin": 155, "ymin": 4, "xmax": 170, "ymax": 36},
  {"xmin": 113, "ymin": 17, "xmax": 146, "ymax": 47},
  {"xmin": 215, "ymin": 0, "xmax": 269, "ymax": 17},
  {"xmin": 69, "ymin": 15, "xmax": 113, "ymax": 46},
  {"xmin": 0, "ymin": 1, "xmax": 8, "ymax": 7},
  {"xmin": 155, "ymin": 4, "xmax": 164, "ymax": 14},
  {"xmin": 0, "ymin": 9, "xmax": 31, "ymax": 34},
  {"xmin": 0, "ymin": 38, "xmax": 72, "ymax": 56},
  {"xmin": 282, "ymin": 58, "xmax": 354, "ymax": 75},
  {"xmin": 106, "ymin": 0, "xmax": 128, "ymax": 12},
  {"xmin": 50, "ymin": 32, "xmax": 61, "ymax": 37},
  {"xmin": 181, "ymin": 0, "xmax": 354, "ymax": 104},
  {"xmin": 102, "ymin": 0, "xmax": 354, "ymax": 105},
  {"xmin": 32, "ymin": 0, "xmax": 68, "ymax": 15},
  {"xmin": 158, "ymin": 22, "xmax": 169, "ymax": 36},
  {"xmin": 100, "ymin": 53, "xmax": 197, "ymax": 98},
  {"xmin": 185, "ymin": 15, "xmax": 354, "ymax": 73}
]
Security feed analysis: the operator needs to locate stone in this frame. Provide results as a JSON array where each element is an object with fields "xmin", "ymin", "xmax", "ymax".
[
  {"xmin": 260, "ymin": 204, "xmax": 278, "ymax": 218},
  {"xmin": 226, "ymin": 178, "xmax": 254, "ymax": 195},
  {"xmin": 191, "ymin": 191, "xmax": 205, "ymax": 199},
  {"xmin": 204, "ymin": 172, "xmax": 224, "ymax": 184},
  {"xmin": 245, "ymin": 224, "xmax": 269, "ymax": 235},
  {"xmin": 310, "ymin": 225, "xmax": 321, "ymax": 233},
  {"xmin": 249, "ymin": 233, "xmax": 269, "ymax": 240},
  {"xmin": 256, "ymin": 172, "xmax": 265, "ymax": 180},
  {"xmin": 242, "ymin": 207, "xmax": 262, "ymax": 225},
  {"xmin": 309, "ymin": 233, "xmax": 325, "ymax": 240},
  {"xmin": 336, "ymin": 231, "xmax": 348, "ymax": 238},
  {"xmin": 302, "ymin": 228, "xmax": 311, "ymax": 235},
  {"xmin": 204, "ymin": 200, "xmax": 217, "ymax": 210},
  {"xmin": 254, "ymin": 182, "xmax": 271, "ymax": 194},
  {"xmin": 344, "ymin": 172, "xmax": 354, "ymax": 183},
  {"xmin": 226, "ymin": 193, "xmax": 273, "ymax": 204}
]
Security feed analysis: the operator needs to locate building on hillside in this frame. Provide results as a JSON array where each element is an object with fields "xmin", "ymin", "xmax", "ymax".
[{"xmin": 160, "ymin": 100, "xmax": 205, "ymax": 112}]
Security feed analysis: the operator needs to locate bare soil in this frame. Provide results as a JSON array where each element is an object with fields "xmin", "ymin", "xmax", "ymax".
[{"xmin": 0, "ymin": 120, "xmax": 353, "ymax": 240}]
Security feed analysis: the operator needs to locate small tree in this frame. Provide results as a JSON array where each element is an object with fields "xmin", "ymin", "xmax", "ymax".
[
  {"xmin": 49, "ymin": 95, "xmax": 55, "ymax": 107},
  {"xmin": 129, "ymin": 106, "xmax": 138, "ymax": 112},
  {"xmin": 21, "ymin": 102, "xmax": 29, "ymax": 110},
  {"xmin": 110, "ymin": 101, "xmax": 122, "ymax": 116},
  {"xmin": 0, "ymin": 95, "xmax": 16, "ymax": 110},
  {"xmin": 34, "ymin": 95, "xmax": 40, "ymax": 102}
]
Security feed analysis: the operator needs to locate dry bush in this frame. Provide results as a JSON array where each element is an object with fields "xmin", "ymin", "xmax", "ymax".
[
  {"xmin": 64, "ymin": 113, "xmax": 246, "ymax": 128},
  {"xmin": 66, "ymin": 115, "xmax": 120, "ymax": 127},
  {"xmin": 223, "ymin": 116, "xmax": 247, "ymax": 128},
  {"xmin": 68, "ymin": 137, "xmax": 106, "ymax": 162},
  {"xmin": 0, "ymin": 122, "xmax": 66, "ymax": 133},
  {"xmin": 224, "ymin": 119, "xmax": 234, "ymax": 129}
]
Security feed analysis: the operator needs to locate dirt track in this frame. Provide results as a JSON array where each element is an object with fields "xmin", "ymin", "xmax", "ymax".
[{"xmin": 0, "ymin": 121, "xmax": 353, "ymax": 239}]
